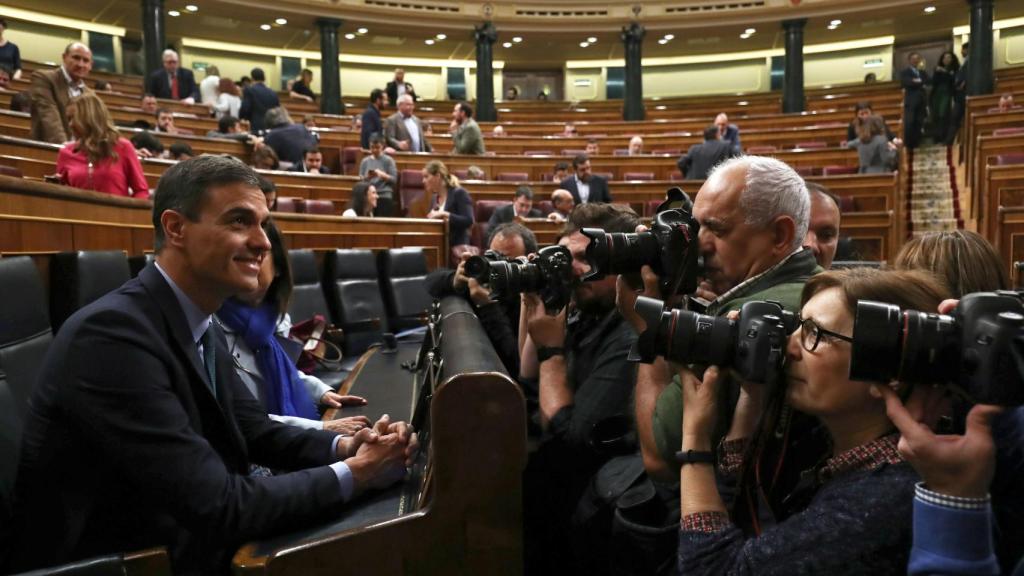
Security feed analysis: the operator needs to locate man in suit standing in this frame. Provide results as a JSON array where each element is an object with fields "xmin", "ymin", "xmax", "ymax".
[
  {"xmin": 451, "ymin": 101, "xmax": 486, "ymax": 155},
  {"xmin": 146, "ymin": 49, "xmax": 199, "ymax": 104},
  {"xmin": 713, "ymin": 113, "xmax": 742, "ymax": 155},
  {"xmin": 488, "ymin": 185, "xmax": 543, "ymax": 229},
  {"xmin": 384, "ymin": 94, "xmax": 431, "ymax": 153},
  {"xmin": 385, "ymin": 68, "xmax": 406, "ymax": 108},
  {"xmin": 239, "ymin": 67, "xmax": 280, "ymax": 134},
  {"xmin": 901, "ymin": 52, "xmax": 929, "ymax": 150},
  {"xmin": 6, "ymin": 156, "xmax": 415, "ymax": 573},
  {"xmin": 560, "ymin": 154, "xmax": 611, "ymax": 205},
  {"xmin": 360, "ymin": 88, "xmax": 388, "ymax": 149},
  {"xmin": 29, "ymin": 42, "xmax": 92, "ymax": 144},
  {"xmin": 677, "ymin": 125, "xmax": 737, "ymax": 180}
]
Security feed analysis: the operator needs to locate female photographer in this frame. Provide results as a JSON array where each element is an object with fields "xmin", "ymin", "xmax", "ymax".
[{"xmin": 677, "ymin": 268, "xmax": 949, "ymax": 575}]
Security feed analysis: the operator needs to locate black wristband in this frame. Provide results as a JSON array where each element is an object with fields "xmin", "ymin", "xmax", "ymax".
[
  {"xmin": 536, "ymin": 346, "xmax": 565, "ymax": 363},
  {"xmin": 674, "ymin": 449, "xmax": 715, "ymax": 466}
]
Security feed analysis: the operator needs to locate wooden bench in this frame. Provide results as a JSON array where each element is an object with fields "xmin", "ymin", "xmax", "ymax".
[{"xmin": 982, "ymin": 164, "xmax": 1024, "ymax": 246}]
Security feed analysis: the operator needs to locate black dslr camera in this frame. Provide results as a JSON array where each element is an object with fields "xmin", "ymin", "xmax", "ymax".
[
  {"xmin": 631, "ymin": 296, "xmax": 798, "ymax": 384},
  {"xmin": 463, "ymin": 245, "xmax": 575, "ymax": 312},
  {"xmin": 580, "ymin": 188, "xmax": 702, "ymax": 297},
  {"xmin": 850, "ymin": 291, "xmax": 1024, "ymax": 406}
]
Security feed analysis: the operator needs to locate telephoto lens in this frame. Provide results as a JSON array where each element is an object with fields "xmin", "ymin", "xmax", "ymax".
[
  {"xmin": 470, "ymin": 245, "xmax": 574, "ymax": 313},
  {"xmin": 850, "ymin": 290, "xmax": 1024, "ymax": 406},
  {"xmin": 631, "ymin": 296, "xmax": 797, "ymax": 384}
]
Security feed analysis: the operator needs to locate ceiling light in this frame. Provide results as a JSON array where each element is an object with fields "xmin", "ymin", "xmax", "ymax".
[
  {"xmin": 357, "ymin": 27, "xmax": 368, "ymax": 34},
  {"xmin": 827, "ymin": 25, "xmax": 838, "ymax": 30},
  {"xmin": 740, "ymin": 33, "xmax": 751, "ymax": 39},
  {"xmin": 344, "ymin": 33, "xmax": 355, "ymax": 39},
  {"xmin": 830, "ymin": 19, "xmax": 842, "ymax": 26},
  {"xmin": 502, "ymin": 42, "xmax": 512, "ymax": 48},
  {"xmin": 436, "ymin": 33, "xmax": 446, "ymax": 40},
  {"xmin": 737, "ymin": 101, "xmax": 749, "ymax": 105},
  {"xmin": 185, "ymin": 4, "xmax": 198, "ymax": 11},
  {"xmin": 744, "ymin": 28, "xmax": 756, "ymax": 34},
  {"xmin": 167, "ymin": 10, "xmax": 180, "ymax": 16},
  {"xmin": 260, "ymin": 24, "xmax": 272, "ymax": 31},
  {"xmin": 587, "ymin": 36, "xmax": 597, "ymax": 43},
  {"xmin": 513, "ymin": 36, "xmax": 523, "ymax": 43},
  {"xmin": 923, "ymin": 5, "xmax": 936, "ymax": 12},
  {"xmin": 424, "ymin": 39, "xmax": 435, "ymax": 45},
  {"xmin": 658, "ymin": 39, "xmax": 668, "ymax": 44},
  {"xmin": 663, "ymin": 34, "xmax": 675, "ymax": 40},
  {"xmin": 580, "ymin": 41, "xmax": 590, "ymax": 47},
  {"xmin": 275, "ymin": 18, "xmax": 287, "ymax": 25}
]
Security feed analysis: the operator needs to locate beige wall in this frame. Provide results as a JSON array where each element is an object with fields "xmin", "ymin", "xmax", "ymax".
[
  {"xmin": 805, "ymin": 45, "xmax": 892, "ymax": 87},
  {"xmin": 997, "ymin": 24, "xmax": 1024, "ymax": 68},
  {"xmin": 565, "ymin": 68, "xmax": 604, "ymax": 101},
  {"xmin": 643, "ymin": 59, "xmax": 769, "ymax": 98},
  {"xmin": 4, "ymin": 20, "xmax": 83, "ymax": 66},
  {"xmin": 180, "ymin": 47, "xmax": 277, "ymax": 89}
]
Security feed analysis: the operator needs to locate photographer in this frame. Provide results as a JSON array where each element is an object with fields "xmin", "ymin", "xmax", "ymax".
[
  {"xmin": 425, "ymin": 222, "xmax": 537, "ymax": 377},
  {"xmin": 677, "ymin": 268, "xmax": 950, "ymax": 575},
  {"xmin": 520, "ymin": 203, "xmax": 640, "ymax": 574},
  {"xmin": 621, "ymin": 156, "xmax": 819, "ymax": 482}
]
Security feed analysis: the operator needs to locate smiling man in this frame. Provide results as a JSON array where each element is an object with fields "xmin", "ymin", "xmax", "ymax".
[
  {"xmin": 29, "ymin": 42, "xmax": 92, "ymax": 143},
  {"xmin": 7, "ymin": 156, "xmax": 415, "ymax": 573}
]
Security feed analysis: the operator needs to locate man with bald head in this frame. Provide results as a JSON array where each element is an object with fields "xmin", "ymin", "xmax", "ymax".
[
  {"xmin": 146, "ymin": 49, "xmax": 198, "ymax": 104},
  {"xmin": 714, "ymin": 112, "xmax": 742, "ymax": 155},
  {"xmin": 548, "ymin": 189, "xmax": 575, "ymax": 221},
  {"xmin": 29, "ymin": 42, "xmax": 92, "ymax": 143}
]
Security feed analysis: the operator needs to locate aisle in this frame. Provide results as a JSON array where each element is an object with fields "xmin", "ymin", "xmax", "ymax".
[{"xmin": 905, "ymin": 144, "xmax": 964, "ymax": 236}]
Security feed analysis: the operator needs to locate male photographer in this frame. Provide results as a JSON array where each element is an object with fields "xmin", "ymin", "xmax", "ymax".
[
  {"xmin": 520, "ymin": 203, "xmax": 640, "ymax": 574},
  {"xmin": 425, "ymin": 222, "xmax": 537, "ymax": 377},
  {"xmin": 619, "ymin": 155, "xmax": 819, "ymax": 482}
]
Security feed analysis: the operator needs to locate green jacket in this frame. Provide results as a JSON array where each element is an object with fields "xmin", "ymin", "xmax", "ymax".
[
  {"xmin": 650, "ymin": 249, "xmax": 822, "ymax": 467},
  {"xmin": 452, "ymin": 118, "xmax": 486, "ymax": 155}
]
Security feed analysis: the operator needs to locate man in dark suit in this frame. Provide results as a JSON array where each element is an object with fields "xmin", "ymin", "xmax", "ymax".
[
  {"xmin": 488, "ymin": 185, "xmax": 543, "ymax": 229},
  {"xmin": 239, "ymin": 67, "xmax": 280, "ymax": 134},
  {"xmin": 288, "ymin": 146, "xmax": 331, "ymax": 174},
  {"xmin": 714, "ymin": 113, "xmax": 742, "ymax": 155},
  {"xmin": 560, "ymin": 154, "xmax": 612, "ymax": 205},
  {"xmin": 5, "ymin": 156, "xmax": 414, "ymax": 573},
  {"xmin": 145, "ymin": 49, "xmax": 199, "ymax": 103},
  {"xmin": 29, "ymin": 42, "xmax": 92, "ymax": 144},
  {"xmin": 677, "ymin": 125, "xmax": 737, "ymax": 180},
  {"xmin": 361, "ymin": 88, "xmax": 388, "ymax": 149},
  {"xmin": 385, "ymin": 68, "xmax": 406, "ymax": 108},
  {"xmin": 900, "ymin": 52, "xmax": 929, "ymax": 150}
]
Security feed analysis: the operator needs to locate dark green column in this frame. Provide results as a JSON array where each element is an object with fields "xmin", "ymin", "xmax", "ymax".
[
  {"xmin": 141, "ymin": 0, "xmax": 166, "ymax": 77},
  {"xmin": 622, "ymin": 22, "xmax": 645, "ymax": 121},
  {"xmin": 782, "ymin": 19, "xmax": 806, "ymax": 113},
  {"xmin": 317, "ymin": 18, "xmax": 343, "ymax": 114},
  {"xmin": 967, "ymin": 0, "xmax": 994, "ymax": 96},
  {"xmin": 474, "ymin": 22, "xmax": 497, "ymax": 122}
]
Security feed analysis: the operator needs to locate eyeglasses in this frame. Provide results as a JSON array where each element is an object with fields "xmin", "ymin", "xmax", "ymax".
[{"xmin": 799, "ymin": 317, "xmax": 853, "ymax": 352}]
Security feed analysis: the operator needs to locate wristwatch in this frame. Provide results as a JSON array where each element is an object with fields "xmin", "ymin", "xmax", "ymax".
[{"xmin": 536, "ymin": 346, "xmax": 565, "ymax": 363}]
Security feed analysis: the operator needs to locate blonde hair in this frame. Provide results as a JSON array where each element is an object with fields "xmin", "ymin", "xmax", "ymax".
[
  {"xmin": 424, "ymin": 159, "xmax": 460, "ymax": 189},
  {"xmin": 68, "ymin": 93, "xmax": 120, "ymax": 164},
  {"xmin": 894, "ymin": 230, "xmax": 1009, "ymax": 297}
]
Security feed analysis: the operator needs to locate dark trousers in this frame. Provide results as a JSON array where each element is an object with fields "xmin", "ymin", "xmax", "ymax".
[
  {"xmin": 374, "ymin": 197, "xmax": 395, "ymax": 217},
  {"xmin": 904, "ymin": 100, "xmax": 926, "ymax": 149},
  {"xmin": 946, "ymin": 95, "xmax": 966, "ymax": 145}
]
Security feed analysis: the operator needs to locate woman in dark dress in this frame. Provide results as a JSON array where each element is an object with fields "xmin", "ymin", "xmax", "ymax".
[
  {"xmin": 424, "ymin": 159, "xmax": 474, "ymax": 246},
  {"xmin": 929, "ymin": 51, "xmax": 959, "ymax": 141}
]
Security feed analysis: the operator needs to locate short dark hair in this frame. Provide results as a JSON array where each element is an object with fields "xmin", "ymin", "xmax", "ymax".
[
  {"xmin": 962, "ymin": 41, "xmax": 969, "ymax": 50},
  {"xmin": 572, "ymin": 154, "xmax": 589, "ymax": 168},
  {"xmin": 131, "ymin": 131, "xmax": 163, "ymax": 154},
  {"xmin": 217, "ymin": 115, "xmax": 239, "ymax": 133},
  {"xmin": 303, "ymin": 146, "xmax": 321, "ymax": 157},
  {"xmin": 457, "ymin": 101, "xmax": 473, "ymax": 118},
  {"xmin": 369, "ymin": 133, "xmax": 386, "ymax": 146},
  {"xmin": 142, "ymin": 92, "xmax": 156, "ymax": 100},
  {"xmin": 563, "ymin": 202, "xmax": 639, "ymax": 237},
  {"xmin": 554, "ymin": 161, "xmax": 570, "ymax": 172},
  {"xmin": 703, "ymin": 125, "xmax": 719, "ymax": 140},
  {"xmin": 0, "ymin": 18, "xmax": 7, "ymax": 28},
  {"xmin": 10, "ymin": 91, "xmax": 30, "ymax": 112},
  {"xmin": 514, "ymin": 185, "xmax": 533, "ymax": 200},
  {"xmin": 805, "ymin": 181, "xmax": 840, "ymax": 211},
  {"xmin": 94, "ymin": 80, "xmax": 110, "ymax": 90},
  {"xmin": 488, "ymin": 222, "xmax": 538, "ymax": 255},
  {"xmin": 854, "ymin": 101, "xmax": 873, "ymax": 113},
  {"xmin": 251, "ymin": 68, "xmax": 266, "ymax": 82},
  {"xmin": 156, "ymin": 107, "xmax": 171, "ymax": 118},
  {"xmin": 152, "ymin": 155, "xmax": 261, "ymax": 251},
  {"xmin": 168, "ymin": 142, "xmax": 194, "ymax": 159},
  {"xmin": 370, "ymin": 88, "xmax": 385, "ymax": 103}
]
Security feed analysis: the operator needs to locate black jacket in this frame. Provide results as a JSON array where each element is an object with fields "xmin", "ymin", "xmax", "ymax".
[
  {"xmin": 678, "ymin": 139, "xmax": 736, "ymax": 180},
  {"xmin": 560, "ymin": 175, "xmax": 612, "ymax": 205},
  {"xmin": 146, "ymin": 68, "xmax": 199, "ymax": 101},
  {"xmin": 487, "ymin": 203, "xmax": 543, "ymax": 229},
  {"xmin": 239, "ymin": 83, "xmax": 281, "ymax": 134},
  {"xmin": 264, "ymin": 123, "xmax": 318, "ymax": 166}
]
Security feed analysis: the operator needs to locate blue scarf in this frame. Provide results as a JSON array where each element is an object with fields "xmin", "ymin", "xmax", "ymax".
[{"xmin": 217, "ymin": 299, "xmax": 318, "ymax": 420}]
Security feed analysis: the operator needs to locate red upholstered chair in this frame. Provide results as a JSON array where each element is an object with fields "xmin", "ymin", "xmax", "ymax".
[
  {"xmin": 561, "ymin": 149, "xmax": 585, "ymax": 156},
  {"xmin": 0, "ymin": 165, "xmax": 23, "ymax": 178},
  {"xmin": 652, "ymin": 149, "xmax": 680, "ymax": 156},
  {"xmin": 623, "ymin": 172, "xmax": 655, "ymax": 181},
  {"xmin": 274, "ymin": 197, "xmax": 302, "ymax": 213},
  {"xmin": 822, "ymin": 165, "xmax": 858, "ymax": 176},
  {"xmin": 993, "ymin": 127, "xmax": 1024, "ymax": 136},
  {"xmin": 453, "ymin": 169, "xmax": 470, "ymax": 180},
  {"xmin": 399, "ymin": 169, "xmax": 425, "ymax": 217},
  {"xmin": 670, "ymin": 171, "xmax": 684, "ymax": 181},
  {"xmin": 497, "ymin": 172, "xmax": 529, "ymax": 182},
  {"xmin": 303, "ymin": 200, "xmax": 335, "ymax": 215},
  {"xmin": 535, "ymin": 200, "xmax": 554, "ymax": 216},
  {"xmin": 795, "ymin": 141, "xmax": 827, "ymax": 149},
  {"xmin": 747, "ymin": 145, "xmax": 778, "ymax": 154},
  {"xmin": 594, "ymin": 172, "xmax": 614, "ymax": 181},
  {"xmin": 475, "ymin": 200, "xmax": 509, "ymax": 224},
  {"xmin": 995, "ymin": 154, "xmax": 1024, "ymax": 166},
  {"xmin": 644, "ymin": 199, "xmax": 663, "ymax": 217},
  {"xmin": 341, "ymin": 146, "xmax": 361, "ymax": 175},
  {"xmin": 524, "ymin": 150, "xmax": 553, "ymax": 156}
]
